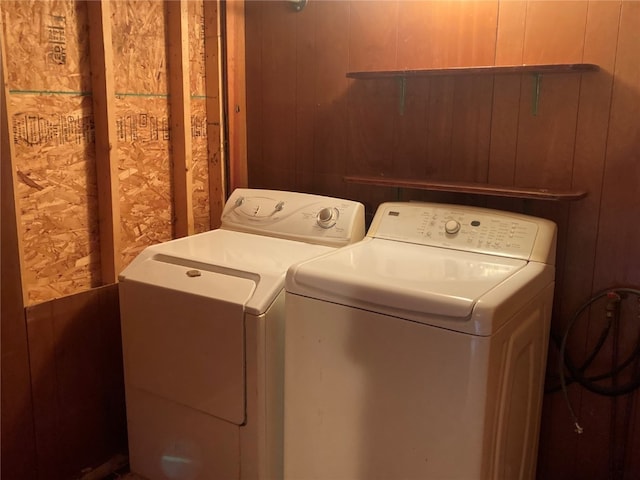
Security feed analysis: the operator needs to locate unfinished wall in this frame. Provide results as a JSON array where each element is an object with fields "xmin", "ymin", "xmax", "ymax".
[
  {"xmin": 1, "ymin": 1, "xmax": 224, "ymax": 478},
  {"xmin": 6, "ymin": 0, "xmax": 99, "ymax": 304},
  {"xmin": 245, "ymin": 1, "xmax": 640, "ymax": 478},
  {"xmin": 2, "ymin": 0, "xmax": 223, "ymax": 305}
]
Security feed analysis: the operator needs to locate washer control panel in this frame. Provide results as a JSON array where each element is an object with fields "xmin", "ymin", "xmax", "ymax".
[
  {"xmin": 221, "ymin": 189, "xmax": 365, "ymax": 247},
  {"xmin": 369, "ymin": 202, "xmax": 557, "ymax": 262}
]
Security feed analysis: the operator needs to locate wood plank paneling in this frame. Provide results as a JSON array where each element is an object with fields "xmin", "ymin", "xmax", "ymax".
[
  {"xmin": 590, "ymin": 6, "xmax": 640, "ymax": 475},
  {"xmin": 294, "ymin": 0, "xmax": 318, "ymax": 192},
  {"xmin": 348, "ymin": 1, "xmax": 398, "ymax": 72},
  {"xmin": 348, "ymin": 1, "xmax": 399, "ymax": 195},
  {"xmin": 308, "ymin": 1, "xmax": 350, "ymax": 180},
  {"xmin": 538, "ymin": 2, "xmax": 622, "ymax": 478},
  {"xmin": 595, "ymin": 2, "xmax": 640, "ymax": 288},
  {"xmin": 489, "ymin": 1, "xmax": 526, "ymax": 186},
  {"xmin": 397, "ymin": 1, "xmax": 498, "ymax": 68},
  {"xmin": 448, "ymin": 76, "xmax": 493, "ymax": 182},
  {"xmin": 245, "ymin": 0, "xmax": 263, "ymax": 190},
  {"xmin": 425, "ymin": 77, "xmax": 455, "ymax": 180},
  {"xmin": 225, "ymin": 0, "xmax": 248, "ymax": 190},
  {"xmin": 392, "ymin": 78, "xmax": 430, "ymax": 179},
  {"xmin": 347, "ymin": 78, "xmax": 397, "ymax": 178},
  {"xmin": 258, "ymin": 0, "xmax": 297, "ymax": 189},
  {"xmin": 27, "ymin": 285, "xmax": 126, "ymax": 480},
  {"xmin": 243, "ymin": 2, "xmax": 640, "ymax": 478}
]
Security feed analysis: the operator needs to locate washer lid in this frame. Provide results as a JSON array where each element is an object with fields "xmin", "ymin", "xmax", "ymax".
[
  {"xmin": 286, "ymin": 238, "xmax": 526, "ymax": 320},
  {"xmin": 120, "ymin": 229, "xmax": 333, "ymax": 315}
]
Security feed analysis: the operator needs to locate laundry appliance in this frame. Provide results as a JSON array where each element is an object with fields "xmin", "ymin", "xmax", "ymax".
[
  {"xmin": 284, "ymin": 201, "xmax": 556, "ymax": 480},
  {"xmin": 119, "ymin": 188, "xmax": 365, "ymax": 480}
]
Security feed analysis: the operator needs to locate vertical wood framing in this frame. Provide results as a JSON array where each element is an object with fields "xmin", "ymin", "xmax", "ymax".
[
  {"xmin": 167, "ymin": 0, "xmax": 195, "ymax": 238},
  {"xmin": 86, "ymin": 0, "xmax": 121, "ymax": 283},
  {"xmin": 225, "ymin": 0, "xmax": 248, "ymax": 190},
  {"xmin": 1, "ymin": 21, "xmax": 38, "ymax": 480},
  {"xmin": 0, "ymin": 33, "xmax": 27, "ymax": 304},
  {"xmin": 204, "ymin": 0, "xmax": 226, "ymax": 227}
]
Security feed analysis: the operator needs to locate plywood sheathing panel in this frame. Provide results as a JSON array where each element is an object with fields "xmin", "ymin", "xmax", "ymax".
[
  {"xmin": 115, "ymin": 96, "xmax": 172, "ymax": 268},
  {"xmin": 191, "ymin": 99, "xmax": 210, "ymax": 233},
  {"xmin": 3, "ymin": 0, "xmax": 91, "ymax": 92},
  {"xmin": 188, "ymin": 1, "xmax": 210, "ymax": 233},
  {"xmin": 111, "ymin": 0, "xmax": 172, "ymax": 268},
  {"xmin": 2, "ymin": 0, "xmax": 100, "ymax": 305}
]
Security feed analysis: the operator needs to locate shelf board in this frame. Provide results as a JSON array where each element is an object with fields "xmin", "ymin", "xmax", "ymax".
[
  {"xmin": 344, "ymin": 176, "xmax": 588, "ymax": 202},
  {"xmin": 346, "ymin": 63, "xmax": 600, "ymax": 79}
]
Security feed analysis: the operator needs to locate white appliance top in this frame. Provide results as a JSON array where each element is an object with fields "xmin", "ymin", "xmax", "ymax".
[
  {"xmin": 221, "ymin": 188, "xmax": 365, "ymax": 247},
  {"xmin": 119, "ymin": 189, "xmax": 365, "ymax": 315},
  {"xmin": 286, "ymin": 202, "xmax": 557, "ymax": 335},
  {"xmin": 367, "ymin": 202, "xmax": 556, "ymax": 263}
]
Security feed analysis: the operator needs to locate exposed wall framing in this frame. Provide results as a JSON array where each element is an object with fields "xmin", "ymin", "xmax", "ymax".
[
  {"xmin": 2, "ymin": 1, "xmax": 226, "ymax": 477},
  {"xmin": 1, "ymin": 20, "xmax": 38, "ymax": 479},
  {"xmin": 1, "ymin": 0, "xmax": 224, "ymax": 305}
]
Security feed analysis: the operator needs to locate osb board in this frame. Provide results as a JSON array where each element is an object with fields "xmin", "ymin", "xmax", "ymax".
[
  {"xmin": 111, "ymin": 0, "xmax": 172, "ymax": 267},
  {"xmin": 110, "ymin": 0, "xmax": 168, "ymax": 95},
  {"xmin": 1, "ymin": 0, "xmax": 91, "ymax": 92},
  {"xmin": 191, "ymin": 99, "xmax": 210, "ymax": 233},
  {"xmin": 112, "ymin": 0, "xmax": 214, "ymax": 263},
  {"xmin": 189, "ymin": 1, "xmax": 210, "ymax": 233},
  {"xmin": 10, "ymin": 94, "xmax": 100, "ymax": 304},
  {"xmin": 116, "ymin": 95, "xmax": 173, "ymax": 268},
  {"xmin": 2, "ymin": 0, "xmax": 100, "ymax": 304},
  {"xmin": 188, "ymin": 1, "xmax": 207, "ymax": 97},
  {"xmin": 3, "ymin": 0, "xmax": 219, "ymax": 299}
]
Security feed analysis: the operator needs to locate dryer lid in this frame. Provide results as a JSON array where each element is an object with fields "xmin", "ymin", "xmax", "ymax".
[
  {"xmin": 120, "ymin": 229, "xmax": 333, "ymax": 315},
  {"xmin": 286, "ymin": 238, "xmax": 526, "ymax": 320}
]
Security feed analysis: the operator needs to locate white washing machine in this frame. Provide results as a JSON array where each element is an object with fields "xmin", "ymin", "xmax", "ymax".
[
  {"xmin": 284, "ymin": 202, "xmax": 557, "ymax": 480},
  {"xmin": 119, "ymin": 189, "xmax": 364, "ymax": 480}
]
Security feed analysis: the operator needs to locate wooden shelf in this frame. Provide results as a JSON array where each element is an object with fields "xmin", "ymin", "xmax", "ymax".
[
  {"xmin": 347, "ymin": 64, "xmax": 599, "ymax": 115},
  {"xmin": 345, "ymin": 175, "xmax": 587, "ymax": 202},
  {"xmin": 346, "ymin": 63, "xmax": 599, "ymax": 79}
]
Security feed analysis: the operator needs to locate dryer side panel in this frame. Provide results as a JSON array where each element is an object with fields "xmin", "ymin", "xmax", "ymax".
[
  {"xmin": 120, "ymin": 278, "xmax": 247, "ymax": 425},
  {"xmin": 486, "ymin": 282, "xmax": 554, "ymax": 480}
]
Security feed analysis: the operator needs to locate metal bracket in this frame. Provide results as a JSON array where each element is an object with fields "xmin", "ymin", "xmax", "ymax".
[
  {"xmin": 532, "ymin": 73, "xmax": 542, "ymax": 116},
  {"xmin": 398, "ymin": 77, "xmax": 406, "ymax": 116}
]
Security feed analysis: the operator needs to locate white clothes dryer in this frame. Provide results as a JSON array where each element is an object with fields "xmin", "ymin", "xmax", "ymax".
[
  {"xmin": 284, "ymin": 202, "xmax": 557, "ymax": 480},
  {"xmin": 119, "ymin": 189, "xmax": 365, "ymax": 480}
]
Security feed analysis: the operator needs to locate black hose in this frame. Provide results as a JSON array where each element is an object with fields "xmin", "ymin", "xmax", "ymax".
[{"xmin": 557, "ymin": 287, "xmax": 640, "ymax": 434}]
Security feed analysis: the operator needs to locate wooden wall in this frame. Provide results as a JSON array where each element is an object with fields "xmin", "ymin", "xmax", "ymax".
[
  {"xmin": 1, "ymin": 1, "xmax": 224, "ymax": 478},
  {"xmin": 244, "ymin": 1, "xmax": 640, "ymax": 478}
]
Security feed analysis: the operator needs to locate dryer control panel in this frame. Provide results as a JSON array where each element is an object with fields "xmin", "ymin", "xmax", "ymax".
[
  {"xmin": 368, "ymin": 202, "xmax": 557, "ymax": 264},
  {"xmin": 221, "ymin": 189, "xmax": 366, "ymax": 247}
]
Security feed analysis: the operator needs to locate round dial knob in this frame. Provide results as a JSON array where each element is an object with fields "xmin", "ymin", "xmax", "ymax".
[
  {"xmin": 317, "ymin": 207, "xmax": 338, "ymax": 228},
  {"xmin": 445, "ymin": 219, "xmax": 461, "ymax": 235}
]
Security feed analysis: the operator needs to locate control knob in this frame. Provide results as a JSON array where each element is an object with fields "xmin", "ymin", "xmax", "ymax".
[
  {"xmin": 317, "ymin": 207, "xmax": 339, "ymax": 228},
  {"xmin": 445, "ymin": 219, "xmax": 461, "ymax": 235}
]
